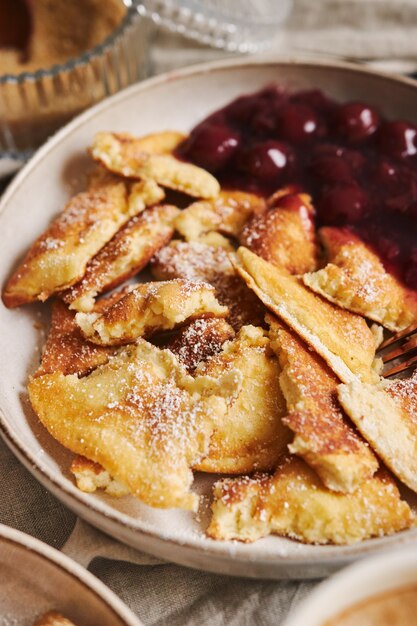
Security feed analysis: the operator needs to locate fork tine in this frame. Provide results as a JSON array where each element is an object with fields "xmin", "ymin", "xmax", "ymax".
[
  {"xmin": 378, "ymin": 325, "xmax": 417, "ymax": 352},
  {"xmin": 382, "ymin": 343, "xmax": 417, "ymax": 364},
  {"xmin": 383, "ymin": 355, "xmax": 417, "ymax": 378}
]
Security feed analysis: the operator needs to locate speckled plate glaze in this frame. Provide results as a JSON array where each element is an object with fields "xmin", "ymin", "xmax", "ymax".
[
  {"xmin": 0, "ymin": 524, "xmax": 142, "ymax": 625},
  {"xmin": 2, "ymin": 58, "xmax": 417, "ymax": 580}
]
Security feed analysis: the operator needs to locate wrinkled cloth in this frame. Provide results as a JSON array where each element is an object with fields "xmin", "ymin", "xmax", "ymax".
[
  {"xmin": 0, "ymin": 437, "xmax": 317, "ymax": 625},
  {"xmin": 1, "ymin": 2, "xmax": 416, "ymax": 623}
]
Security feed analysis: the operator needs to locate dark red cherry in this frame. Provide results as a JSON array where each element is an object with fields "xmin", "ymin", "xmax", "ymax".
[
  {"xmin": 370, "ymin": 158, "xmax": 399, "ymax": 189},
  {"xmin": 290, "ymin": 89, "xmax": 335, "ymax": 113},
  {"xmin": 406, "ymin": 201, "xmax": 417, "ymax": 224},
  {"xmin": 375, "ymin": 235, "xmax": 401, "ymax": 264},
  {"xmin": 181, "ymin": 123, "xmax": 240, "ymax": 172},
  {"xmin": 277, "ymin": 103, "xmax": 320, "ymax": 143},
  {"xmin": 238, "ymin": 140, "xmax": 293, "ymax": 183},
  {"xmin": 309, "ymin": 155, "xmax": 353, "ymax": 184},
  {"xmin": 311, "ymin": 144, "xmax": 344, "ymax": 158},
  {"xmin": 250, "ymin": 101, "xmax": 279, "ymax": 135},
  {"xmin": 404, "ymin": 246, "xmax": 417, "ymax": 290},
  {"xmin": 319, "ymin": 184, "xmax": 371, "ymax": 224},
  {"xmin": 343, "ymin": 149, "xmax": 366, "ymax": 175},
  {"xmin": 405, "ymin": 256, "xmax": 417, "ymax": 290},
  {"xmin": 378, "ymin": 121, "xmax": 417, "ymax": 158},
  {"xmin": 334, "ymin": 102, "xmax": 379, "ymax": 143},
  {"xmin": 224, "ymin": 95, "xmax": 261, "ymax": 125}
]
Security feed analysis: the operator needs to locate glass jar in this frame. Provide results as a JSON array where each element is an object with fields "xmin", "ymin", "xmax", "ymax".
[{"xmin": 0, "ymin": 3, "xmax": 150, "ymax": 174}]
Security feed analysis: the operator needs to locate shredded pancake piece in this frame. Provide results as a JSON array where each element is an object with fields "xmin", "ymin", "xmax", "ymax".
[
  {"xmin": 175, "ymin": 190, "xmax": 266, "ymax": 242},
  {"xmin": 70, "ymin": 455, "xmax": 129, "ymax": 497},
  {"xmin": 239, "ymin": 192, "xmax": 319, "ymax": 273},
  {"xmin": 268, "ymin": 316, "xmax": 378, "ymax": 492},
  {"xmin": 124, "ymin": 130, "xmax": 187, "ymax": 155},
  {"xmin": 194, "ymin": 326, "xmax": 290, "ymax": 474},
  {"xmin": 151, "ymin": 240, "xmax": 265, "ymax": 330},
  {"xmin": 28, "ymin": 340, "xmax": 241, "ymax": 510},
  {"xmin": 165, "ymin": 317, "xmax": 235, "ymax": 373},
  {"xmin": 233, "ymin": 247, "xmax": 379, "ymax": 383},
  {"xmin": 2, "ymin": 180, "xmax": 139, "ymax": 307},
  {"xmin": 338, "ymin": 373, "xmax": 417, "ymax": 493},
  {"xmin": 35, "ymin": 299, "xmax": 116, "ymax": 378},
  {"xmin": 62, "ymin": 204, "xmax": 180, "ymax": 312},
  {"xmin": 303, "ymin": 227, "xmax": 415, "ymax": 331},
  {"xmin": 75, "ymin": 279, "xmax": 228, "ymax": 345},
  {"xmin": 208, "ymin": 456, "xmax": 414, "ymax": 544},
  {"xmin": 90, "ymin": 132, "xmax": 220, "ymax": 199}
]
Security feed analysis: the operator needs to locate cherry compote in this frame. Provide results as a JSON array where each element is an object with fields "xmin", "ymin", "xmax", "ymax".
[{"xmin": 176, "ymin": 84, "xmax": 417, "ymax": 290}]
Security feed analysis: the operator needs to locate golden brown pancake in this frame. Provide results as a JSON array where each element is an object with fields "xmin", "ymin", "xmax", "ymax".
[
  {"xmin": 338, "ymin": 373, "xmax": 417, "ymax": 493},
  {"xmin": 268, "ymin": 316, "xmax": 378, "ymax": 492},
  {"xmin": 239, "ymin": 192, "xmax": 318, "ymax": 273},
  {"xmin": 124, "ymin": 130, "xmax": 187, "ymax": 155},
  {"xmin": 70, "ymin": 455, "xmax": 129, "ymax": 497},
  {"xmin": 28, "ymin": 339, "xmax": 241, "ymax": 510},
  {"xmin": 3, "ymin": 180, "xmax": 137, "ymax": 308},
  {"xmin": 75, "ymin": 279, "xmax": 227, "ymax": 346},
  {"xmin": 303, "ymin": 227, "xmax": 415, "ymax": 331},
  {"xmin": 208, "ymin": 456, "xmax": 414, "ymax": 544},
  {"xmin": 194, "ymin": 326, "xmax": 291, "ymax": 474},
  {"xmin": 233, "ymin": 247, "xmax": 379, "ymax": 383},
  {"xmin": 35, "ymin": 300, "xmax": 115, "ymax": 378},
  {"xmin": 165, "ymin": 317, "xmax": 235, "ymax": 373},
  {"xmin": 151, "ymin": 240, "xmax": 265, "ymax": 330},
  {"xmin": 175, "ymin": 189, "xmax": 265, "ymax": 242},
  {"xmin": 90, "ymin": 132, "xmax": 220, "ymax": 199},
  {"xmin": 62, "ymin": 204, "xmax": 180, "ymax": 312}
]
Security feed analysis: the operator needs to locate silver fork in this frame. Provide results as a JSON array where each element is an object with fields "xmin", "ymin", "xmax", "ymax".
[{"xmin": 378, "ymin": 327, "xmax": 417, "ymax": 378}]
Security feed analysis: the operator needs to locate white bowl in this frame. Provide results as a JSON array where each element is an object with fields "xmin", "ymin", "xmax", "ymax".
[
  {"xmin": 2, "ymin": 57, "xmax": 417, "ymax": 580},
  {"xmin": 0, "ymin": 523, "xmax": 142, "ymax": 625},
  {"xmin": 282, "ymin": 548, "xmax": 417, "ymax": 626}
]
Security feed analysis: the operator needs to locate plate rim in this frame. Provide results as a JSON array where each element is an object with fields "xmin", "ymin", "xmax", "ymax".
[{"xmin": 2, "ymin": 55, "xmax": 417, "ymax": 578}]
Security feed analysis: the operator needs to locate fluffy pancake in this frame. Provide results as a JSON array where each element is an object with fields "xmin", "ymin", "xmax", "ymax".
[
  {"xmin": 151, "ymin": 240, "xmax": 234, "ymax": 283},
  {"xmin": 2, "ymin": 180, "xmax": 138, "ymax": 308},
  {"xmin": 165, "ymin": 317, "xmax": 235, "ymax": 373},
  {"xmin": 35, "ymin": 299, "xmax": 116, "ymax": 378},
  {"xmin": 28, "ymin": 339, "xmax": 241, "ymax": 510},
  {"xmin": 338, "ymin": 374, "xmax": 417, "ymax": 493},
  {"xmin": 208, "ymin": 456, "xmax": 414, "ymax": 543},
  {"xmin": 303, "ymin": 227, "xmax": 414, "ymax": 331},
  {"xmin": 63, "ymin": 204, "xmax": 180, "ymax": 312},
  {"xmin": 90, "ymin": 132, "xmax": 220, "ymax": 199},
  {"xmin": 75, "ymin": 279, "xmax": 227, "ymax": 345},
  {"xmin": 126, "ymin": 130, "xmax": 186, "ymax": 155},
  {"xmin": 194, "ymin": 326, "xmax": 291, "ymax": 474},
  {"xmin": 239, "ymin": 192, "xmax": 318, "ymax": 273},
  {"xmin": 175, "ymin": 190, "xmax": 265, "ymax": 242},
  {"xmin": 268, "ymin": 317, "xmax": 378, "ymax": 492},
  {"xmin": 87, "ymin": 168, "xmax": 166, "ymax": 215},
  {"xmin": 151, "ymin": 240, "xmax": 265, "ymax": 330},
  {"xmin": 233, "ymin": 247, "xmax": 379, "ymax": 383},
  {"xmin": 70, "ymin": 455, "xmax": 129, "ymax": 497}
]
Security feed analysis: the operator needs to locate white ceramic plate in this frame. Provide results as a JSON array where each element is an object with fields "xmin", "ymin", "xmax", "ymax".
[
  {"xmin": 0, "ymin": 523, "xmax": 142, "ymax": 625},
  {"xmin": 2, "ymin": 58, "xmax": 417, "ymax": 580}
]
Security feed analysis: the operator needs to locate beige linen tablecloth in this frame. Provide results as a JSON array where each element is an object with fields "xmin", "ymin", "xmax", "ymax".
[{"xmin": 2, "ymin": 1, "xmax": 417, "ymax": 623}]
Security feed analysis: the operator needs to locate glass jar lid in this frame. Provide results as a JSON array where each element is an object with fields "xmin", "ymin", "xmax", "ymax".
[{"xmin": 135, "ymin": 0, "xmax": 292, "ymax": 53}]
